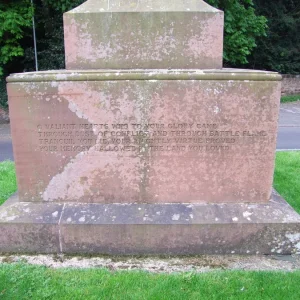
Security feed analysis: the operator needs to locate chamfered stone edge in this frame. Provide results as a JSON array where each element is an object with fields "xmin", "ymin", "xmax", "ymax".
[
  {"xmin": 0, "ymin": 191, "xmax": 299, "ymax": 255},
  {"xmin": 6, "ymin": 69, "xmax": 282, "ymax": 83}
]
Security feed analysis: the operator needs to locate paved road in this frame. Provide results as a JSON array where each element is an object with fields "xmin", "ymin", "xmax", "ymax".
[
  {"xmin": 277, "ymin": 127, "xmax": 300, "ymax": 150},
  {"xmin": 0, "ymin": 124, "xmax": 13, "ymax": 162},
  {"xmin": 0, "ymin": 102, "xmax": 299, "ymax": 162},
  {"xmin": 277, "ymin": 101, "xmax": 300, "ymax": 150},
  {"xmin": 0, "ymin": 140, "xmax": 14, "ymax": 161}
]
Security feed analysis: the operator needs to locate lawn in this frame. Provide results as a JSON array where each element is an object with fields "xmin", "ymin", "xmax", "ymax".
[
  {"xmin": 274, "ymin": 151, "xmax": 300, "ymax": 213},
  {"xmin": 281, "ymin": 94, "xmax": 300, "ymax": 103},
  {"xmin": 0, "ymin": 263, "xmax": 299, "ymax": 300},
  {"xmin": 0, "ymin": 160, "xmax": 16, "ymax": 206}
]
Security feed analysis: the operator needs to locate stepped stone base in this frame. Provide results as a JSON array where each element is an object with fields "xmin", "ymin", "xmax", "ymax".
[{"xmin": 0, "ymin": 191, "xmax": 299, "ymax": 255}]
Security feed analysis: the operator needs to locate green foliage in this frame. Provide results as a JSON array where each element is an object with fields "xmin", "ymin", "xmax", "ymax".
[
  {"xmin": 250, "ymin": 0, "xmax": 300, "ymax": 73},
  {"xmin": 23, "ymin": 0, "xmax": 85, "ymax": 72},
  {"xmin": 43, "ymin": 0, "xmax": 84, "ymax": 12},
  {"xmin": 0, "ymin": 0, "xmax": 33, "ymax": 75},
  {"xmin": 0, "ymin": 76, "xmax": 7, "ymax": 108},
  {"xmin": 23, "ymin": 15, "xmax": 66, "ymax": 71},
  {"xmin": 207, "ymin": 0, "xmax": 267, "ymax": 65}
]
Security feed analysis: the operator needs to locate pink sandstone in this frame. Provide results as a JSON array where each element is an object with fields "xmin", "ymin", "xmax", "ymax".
[
  {"xmin": 2, "ymin": 0, "xmax": 299, "ymax": 257},
  {"xmin": 64, "ymin": 0, "xmax": 224, "ymax": 70},
  {"xmin": 7, "ymin": 69, "xmax": 281, "ymax": 204}
]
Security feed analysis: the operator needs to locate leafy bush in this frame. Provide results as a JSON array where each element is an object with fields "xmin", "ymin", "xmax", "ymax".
[
  {"xmin": 0, "ymin": 76, "xmax": 8, "ymax": 108},
  {"xmin": 207, "ymin": 0, "xmax": 267, "ymax": 66},
  {"xmin": 0, "ymin": 0, "xmax": 33, "ymax": 75},
  {"xmin": 23, "ymin": 0, "xmax": 85, "ymax": 72},
  {"xmin": 249, "ymin": 0, "xmax": 300, "ymax": 73}
]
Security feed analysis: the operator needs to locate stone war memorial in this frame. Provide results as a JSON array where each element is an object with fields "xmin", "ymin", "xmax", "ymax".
[{"xmin": 1, "ymin": 0, "xmax": 300, "ymax": 255}]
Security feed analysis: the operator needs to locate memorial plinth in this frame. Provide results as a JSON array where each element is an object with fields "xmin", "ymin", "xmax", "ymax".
[
  {"xmin": 7, "ymin": 69, "xmax": 281, "ymax": 204},
  {"xmin": 1, "ymin": 0, "xmax": 300, "ymax": 255}
]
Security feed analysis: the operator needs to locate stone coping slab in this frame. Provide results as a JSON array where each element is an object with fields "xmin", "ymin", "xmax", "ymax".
[
  {"xmin": 0, "ymin": 191, "xmax": 299, "ymax": 255},
  {"xmin": 7, "ymin": 69, "xmax": 282, "ymax": 83},
  {"xmin": 68, "ymin": 0, "xmax": 221, "ymax": 13}
]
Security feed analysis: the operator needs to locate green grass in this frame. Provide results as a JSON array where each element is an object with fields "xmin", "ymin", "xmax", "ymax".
[
  {"xmin": 281, "ymin": 94, "xmax": 300, "ymax": 103},
  {"xmin": 274, "ymin": 151, "xmax": 300, "ymax": 213},
  {"xmin": 0, "ymin": 160, "xmax": 16, "ymax": 206},
  {"xmin": 0, "ymin": 264, "xmax": 299, "ymax": 300}
]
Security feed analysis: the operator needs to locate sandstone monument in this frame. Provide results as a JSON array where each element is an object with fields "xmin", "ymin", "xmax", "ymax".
[{"xmin": 1, "ymin": 0, "xmax": 299, "ymax": 254}]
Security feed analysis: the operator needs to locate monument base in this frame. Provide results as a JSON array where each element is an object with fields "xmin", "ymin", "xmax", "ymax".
[{"xmin": 0, "ymin": 191, "xmax": 299, "ymax": 255}]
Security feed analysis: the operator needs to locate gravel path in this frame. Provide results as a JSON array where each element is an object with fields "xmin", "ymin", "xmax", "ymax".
[{"xmin": 1, "ymin": 254, "xmax": 299, "ymax": 273}]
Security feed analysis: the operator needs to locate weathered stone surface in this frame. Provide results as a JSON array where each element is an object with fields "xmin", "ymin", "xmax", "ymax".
[
  {"xmin": 7, "ymin": 69, "xmax": 281, "ymax": 204},
  {"xmin": 0, "ymin": 191, "xmax": 299, "ymax": 255},
  {"xmin": 64, "ymin": 0, "xmax": 224, "ymax": 70},
  {"xmin": 4, "ymin": 0, "xmax": 294, "ymax": 255},
  {"xmin": 0, "ymin": 195, "xmax": 63, "ymax": 253}
]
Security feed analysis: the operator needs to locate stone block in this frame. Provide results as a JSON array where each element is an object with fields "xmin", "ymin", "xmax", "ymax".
[
  {"xmin": 0, "ymin": 195, "xmax": 63, "ymax": 253},
  {"xmin": 0, "ymin": 191, "xmax": 299, "ymax": 255},
  {"xmin": 64, "ymin": 0, "xmax": 224, "ymax": 69}
]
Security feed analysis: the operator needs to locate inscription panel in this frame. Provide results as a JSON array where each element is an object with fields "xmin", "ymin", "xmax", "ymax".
[{"xmin": 36, "ymin": 123, "xmax": 269, "ymax": 154}]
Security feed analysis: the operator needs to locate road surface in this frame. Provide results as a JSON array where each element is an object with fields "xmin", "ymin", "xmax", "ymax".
[
  {"xmin": 0, "ymin": 124, "xmax": 13, "ymax": 162},
  {"xmin": 277, "ymin": 101, "xmax": 300, "ymax": 150}
]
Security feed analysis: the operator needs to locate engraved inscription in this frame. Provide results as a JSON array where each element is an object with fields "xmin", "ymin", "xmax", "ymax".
[{"xmin": 36, "ymin": 123, "xmax": 269, "ymax": 153}]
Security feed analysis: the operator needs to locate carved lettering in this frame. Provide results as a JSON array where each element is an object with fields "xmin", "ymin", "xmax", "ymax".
[{"xmin": 36, "ymin": 123, "xmax": 268, "ymax": 153}]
